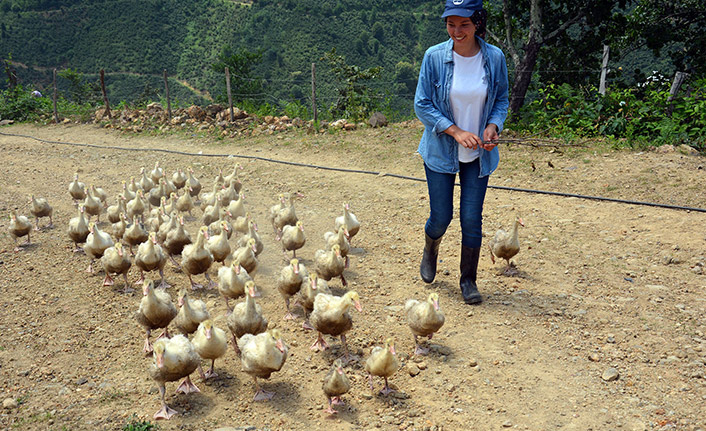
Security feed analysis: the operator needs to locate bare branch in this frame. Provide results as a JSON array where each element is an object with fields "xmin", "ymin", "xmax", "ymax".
[{"xmin": 501, "ymin": 0, "xmax": 520, "ymax": 65}]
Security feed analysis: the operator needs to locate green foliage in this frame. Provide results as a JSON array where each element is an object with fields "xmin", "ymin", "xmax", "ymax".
[
  {"xmin": 513, "ymin": 76, "xmax": 706, "ymax": 151},
  {"xmin": 211, "ymin": 45, "xmax": 265, "ymax": 104},
  {"xmin": 320, "ymin": 48, "xmax": 382, "ymax": 121},
  {"xmin": 57, "ymin": 68, "xmax": 101, "ymax": 105},
  {"xmin": 122, "ymin": 415, "xmax": 156, "ymax": 431},
  {"xmin": 0, "ymin": 84, "xmax": 49, "ymax": 121}
]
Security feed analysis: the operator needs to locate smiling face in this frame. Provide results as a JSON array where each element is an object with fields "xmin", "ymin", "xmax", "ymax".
[{"xmin": 446, "ymin": 15, "xmax": 478, "ymax": 56}]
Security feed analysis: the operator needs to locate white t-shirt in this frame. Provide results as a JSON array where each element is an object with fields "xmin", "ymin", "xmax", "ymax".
[{"xmin": 450, "ymin": 50, "xmax": 487, "ymax": 163}]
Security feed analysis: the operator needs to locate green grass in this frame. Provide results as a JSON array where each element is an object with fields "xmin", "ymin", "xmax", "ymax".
[{"xmin": 123, "ymin": 415, "xmax": 157, "ymax": 431}]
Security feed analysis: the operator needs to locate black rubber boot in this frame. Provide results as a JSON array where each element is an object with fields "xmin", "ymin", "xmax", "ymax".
[
  {"xmin": 420, "ymin": 233, "xmax": 442, "ymax": 283},
  {"xmin": 460, "ymin": 245, "xmax": 482, "ymax": 304}
]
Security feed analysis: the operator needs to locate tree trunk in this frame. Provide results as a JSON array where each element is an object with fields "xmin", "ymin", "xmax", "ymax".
[{"xmin": 509, "ymin": 38, "xmax": 541, "ymax": 119}]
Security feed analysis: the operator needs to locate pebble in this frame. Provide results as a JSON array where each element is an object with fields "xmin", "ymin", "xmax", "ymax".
[
  {"xmin": 468, "ymin": 358, "xmax": 478, "ymax": 367},
  {"xmin": 602, "ymin": 368, "xmax": 620, "ymax": 382},
  {"xmin": 3, "ymin": 398, "xmax": 18, "ymax": 409},
  {"xmin": 502, "ymin": 420, "xmax": 513, "ymax": 427},
  {"xmin": 407, "ymin": 364, "xmax": 420, "ymax": 376},
  {"xmin": 588, "ymin": 353, "xmax": 600, "ymax": 362}
]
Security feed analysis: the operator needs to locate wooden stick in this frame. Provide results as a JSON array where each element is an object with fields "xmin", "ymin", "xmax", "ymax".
[
  {"xmin": 599, "ymin": 45, "xmax": 609, "ymax": 96},
  {"xmin": 163, "ymin": 69, "xmax": 172, "ymax": 121},
  {"xmin": 225, "ymin": 67, "xmax": 233, "ymax": 122},
  {"xmin": 99, "ymin": 69, "xmax": 111, "ymax": 119},
  {"xmin": 53, "ymin": 68, "xmax": 59, "ymax": 124},
  {"xmin": 311, "ymin": 62, "xmax": 317, "ymax": 123}
]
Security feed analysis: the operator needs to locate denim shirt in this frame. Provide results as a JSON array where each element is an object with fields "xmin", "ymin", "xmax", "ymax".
[{"xmin": 414, "ymin": 37, "xmax": 509, "ymax": 176}]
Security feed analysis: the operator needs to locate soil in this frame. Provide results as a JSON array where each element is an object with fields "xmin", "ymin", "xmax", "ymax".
[{"xmin": 0, "ymin": 122, "xmax": 704, "ymax": 431}]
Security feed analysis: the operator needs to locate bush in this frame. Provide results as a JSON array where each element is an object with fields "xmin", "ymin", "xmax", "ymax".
[
  {"xmin": 0, "ymin": 85, "xmax": 51, "ymax": 121},
  {"xmin": 511, "ymin": 76, "xmax": 706, "ymax": 152}
]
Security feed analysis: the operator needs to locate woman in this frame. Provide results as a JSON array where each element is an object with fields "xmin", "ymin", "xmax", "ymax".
[{"xmin": 414, "ymin": 0, "xmax": 509, "ymax": 304}]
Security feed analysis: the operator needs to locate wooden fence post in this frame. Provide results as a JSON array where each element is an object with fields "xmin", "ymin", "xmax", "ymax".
[
  {"xmin": 599, "ymin": 45, "xmax": 609, "ymax": 96},
  {"xmin": 667, "ymin": 71, "xmax": 689, "ymax": 116},
  {"xmin": 99, "ymin": 69, "xmax": 111, "ymax": 119},
  {"xmin": 53, "ymin": 68, "xmax": 59, "ymax": 123},
  {"xmin": 163, "ymin": 69, "xmax": 172, "ymax": 121},
  {"xmin": 311, "ymin": 62, "xmax": 317, "ymax": 123},
  {"xmin": 225, "ymin": 67, "xmax": 234, "ymax": 122}
]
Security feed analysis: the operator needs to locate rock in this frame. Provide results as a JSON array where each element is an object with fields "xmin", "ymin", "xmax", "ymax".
[
  {"xmin": 407, "ymin": 364, "xmax": 420, "ymax": 376},
  {"xmin": 588, "ymin": 352, "xmax": 601, "ymax": 362},
  {"xmin": 0, "ymin": 119, "xmax": 14, "ymax": 126},
  {"xmin": 468, "ymin": 358, "xmax": 478, "ymax": 367},
  {"xmin": 602, "ymin": 367, "xmax": 620, "ymax": 381},
  {"xmin": 186, "ymin": 105, "xmax": 206, "ymax": 121},
  {"xmin": 368, "ymin": 112, "xmax": 388, "ymax": 128},
  {"xmin": 76, "ymin": 377, "xmax": 88, "ymax": 385},
  {"xmin": 655, "ymin": 144, "xmax": 676, "ymax": 154},
  {"xmin": 330, "ymin": 119, "xmax": 347, "ymax": 129},
  {"xmin": 3, "ymin": 398, "xmax": 18, "ymax": 409},
  {"xmin": 678, "ymin": 144, "xmax": 699, "ymax": 156},
  {"xmin": 502, "ymin": 420, "xmax": 513, "ymax": 427}
]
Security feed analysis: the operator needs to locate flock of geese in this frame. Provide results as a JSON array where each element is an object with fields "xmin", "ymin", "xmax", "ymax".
[{"xmin": 7, "ymin": 162, "xmax": 448, "ymax": 421}]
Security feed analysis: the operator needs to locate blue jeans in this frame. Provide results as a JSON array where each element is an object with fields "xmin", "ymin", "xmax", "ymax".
[{"xmin": 424, "ymin": 160, "xmax": 489, "ymax": 248}]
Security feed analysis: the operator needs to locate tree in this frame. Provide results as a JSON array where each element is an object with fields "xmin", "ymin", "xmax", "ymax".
[
  {"xmin": 211, "ymin": 46, "xmax": 265, "ymax": 104},
  {"xmin": 320, "ymin": 48, "xmax": 382, "ymax": 121},
  {"xmin": 624, "ymin": 0, "xmax": 706, "ymax": 76},
  {"xmin": 487, "ymin": 0, "xmax": 626, "ymax": 118}
]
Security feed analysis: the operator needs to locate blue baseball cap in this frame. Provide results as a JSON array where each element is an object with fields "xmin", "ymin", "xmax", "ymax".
[{"xmin": 441, "ymin": 0, "xmax": 483, "ymax": 18}]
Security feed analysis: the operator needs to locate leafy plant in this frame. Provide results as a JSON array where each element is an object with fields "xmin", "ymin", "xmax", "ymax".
[
  {"xmin": 0, "ymin": 84, "xmax": 50, "ymax": 121},
  {"xmin": 320, "ymin": 48, "xmax": 382, "ymax": 121},
  {"xmin": 123, "ymin": 415, "xmax": 156, "ymax": 431}
]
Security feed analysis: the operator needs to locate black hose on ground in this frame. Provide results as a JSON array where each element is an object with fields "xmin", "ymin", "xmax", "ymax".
[{"xmin": 1, "ymin": 130, "xmax": 704, "ymax": 213}]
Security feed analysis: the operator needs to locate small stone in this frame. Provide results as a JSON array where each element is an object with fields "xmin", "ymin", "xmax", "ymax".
[
  {"xmin": 407, "ymin": 364, "xmax": 420, "ymax": 376},
  {"xmin": 602, "ymin": 368, "xmax": 620, "ymax": 382},
  {"xmin": 76, "ymin": 377, "xmax": 88, "ymax": 385},
  {"xmin": 502, "ymin": 420, "xmax": 513, "ymax": 427},
  {"xmin": 588, "ymin": 353, "xmax": 600, "ymax": 362},
  {"xmin": 3, "ymin": 398, "xmax": 18, "ymax": 409},
  {"xmin": 468, "ymin": 358, "xmax": 478, "ymax": 367},
  {"xmin": 417, "ymin": 362, "xmax": 427, "ymax": 370}
]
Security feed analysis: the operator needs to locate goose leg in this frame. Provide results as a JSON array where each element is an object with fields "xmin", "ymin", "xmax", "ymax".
[
  {"xmin": 324, "ymin": 396, "xmax": 338, "ymax": 414},
  {"xmin": 188, "ymin": 274, "xmax": 204, "ymax": 290},
  {"xmin": 103, "ymin": 273, "xmax": 115, "ymax": 286},
  {"xmin": 414, "ymin": 335, "xmax": 429, "ymax": 356},
  {"xmin": 231, "ymin": 334, "xmax": 241, "ymax": 356},
  {"xmin": 310, "ymin": 332, "xmax": 329, "ymax": 351},
  {"xmin": 135, "ymin": 270, "xmax": 146, "ymax": 286},
  {"xmin": 204, "ymin": 359, "xmax": 218, "ymax": 379},
  {"xmin": 153, "ymin": 384, "xmax": 178, "ymax": 420},
  {"xmin": 176, "ymin": 375, "xmax": 200, "ymax": 394},
  {"xmin": 380, "ymin": 377, "xmax": 394, "ymax": 395},
  {"xmin": 283, "ymin": 298, "xmax": 296, "ymax": 320},
  {"xmin": 143, "ymin": 329, "xmax": 153, "ymax": 354},
  {"xmin": 122, "ymin": 273, "xmax": 134, "ymax": 294},
  {"xmin": 157, "ymin": 269, "xmax": 171, "ymax": 289},
  {"xmin": 339, "ymin": 334, "xmax": 358, "ymax": 363},
  {"xmin": 204, "ymin": 272, "xmax": 217, "ymax": 289},
  {"xmin": 252, "ymin": 377, "xmax": 275, "ymax": 401}
]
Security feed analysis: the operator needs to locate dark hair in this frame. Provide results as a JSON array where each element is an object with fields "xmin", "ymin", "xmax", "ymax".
[
  {"xmin": 444, "ymin": 9, "xmax": 487, "ymax": 39},
  {"xmin": 470, "ymin": 9, "xmax": 487, "ymax": 39}
]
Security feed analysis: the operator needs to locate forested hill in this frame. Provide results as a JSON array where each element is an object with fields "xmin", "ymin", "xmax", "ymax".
[{"xmin": 0, "ymin": 0, "xmax": 447, "ymax": 110}]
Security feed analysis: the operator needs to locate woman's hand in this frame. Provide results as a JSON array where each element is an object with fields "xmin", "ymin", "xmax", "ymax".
[
  {"xmin": 481, "ymin": 124, "xmax": 500, "ymax": 150},
  {"xmin": 445, "ymin": 125, "xmax": 483, "ymax": 150}
]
